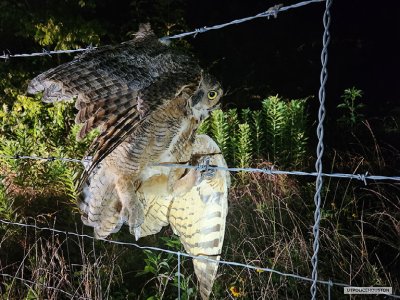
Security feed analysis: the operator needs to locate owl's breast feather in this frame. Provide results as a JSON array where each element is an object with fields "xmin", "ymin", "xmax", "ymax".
[{"xmin": 140, "ymin": 116, "xmax": 197, "ymax": 182}]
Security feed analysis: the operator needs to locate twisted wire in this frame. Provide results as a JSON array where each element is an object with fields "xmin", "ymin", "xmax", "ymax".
[
  {"xmin": 1, "ymin": 0, "xmax": 399, "ymax": 298},
  {"xmin": 177, "ymin": 251, "xmax": 181, "ymax": 300},
  {"xmin": 160, "ymin": 0, "xmax": 324, "ymax": 41},
  {"xmin": 311, "ymin": 0, "xmax": 332, "ymax": 298}
]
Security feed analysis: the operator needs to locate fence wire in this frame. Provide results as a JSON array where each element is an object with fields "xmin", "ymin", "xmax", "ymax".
[
  {"xmin": 1, "ymin": 0, "xmax": 399, "ymax": 299},
  {"xmin": 1, "ymin": 218, "xmax": 399, "ymax": 299},
  {"xmin": 311, "ymin": 0, "xmax": 332, "ymax": 299},
  {"xmin": 1, "ymin": 154, "xmax": 399, "ymax": 183},
  {"xmin": 1, "ymin": 0, "xmax": 322, "ymax": 60}
]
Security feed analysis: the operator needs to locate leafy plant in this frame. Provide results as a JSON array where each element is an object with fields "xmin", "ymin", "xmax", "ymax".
[
  {"xmin": 262, "ymin": 95, "xmax": 286, "ymax": 163},
  {"xmin": 0, "ymin": 92, "xmax": 100, "ymax": 230},
  {"xmin": 201, "ymin": 95, "xmax": 309, "ymax": 169},
  {"xmin": 136, "ymin": 235, "xmax": 196, "ymax": 300},
  {"xmin": 337, "ymin": 87, "xmax": 364, "ymax": 129},
  {"xmin": 251, "ymin": 110, "xmax": 264, "ymax": 159},
  {"xmin": 283, "ymin": 98, "xmax": 308, "ymax": 167},
  {"xmin": 226, "ymin": 109, "xmax": 240, "ymax": 165},
  {"xmin": 236, "ymin": 123, "xmax": 252, "ymax": 180},
  {"xmin": 210, "ymin": 109, "xmax": 229, "ymax": 159}
]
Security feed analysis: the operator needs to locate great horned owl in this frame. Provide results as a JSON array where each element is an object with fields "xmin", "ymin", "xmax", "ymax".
[{"xmin": 28, "ymin": 24, "xmax": 230, "ymax": 299}]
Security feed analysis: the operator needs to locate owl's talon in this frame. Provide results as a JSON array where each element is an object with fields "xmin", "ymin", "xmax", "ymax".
[{"xmin": 196, "ymin": 157, "xmax": 217, "ymax": 183}]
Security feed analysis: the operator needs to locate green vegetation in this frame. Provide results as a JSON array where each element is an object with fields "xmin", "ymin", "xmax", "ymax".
[
  {"xmin": 1, "ymin": 87, "xmax": 399, "ymax": 299},
  {"xmin": 337, "ymin": 87, "xmax": 364, "ymax": 129},
  {"xmin": 200, "ymin": 96, "xmax": 309, "ymax": 169},
  {"xmin": 0, "ymin": 95, "xmax": 96, "ymax": 209}
]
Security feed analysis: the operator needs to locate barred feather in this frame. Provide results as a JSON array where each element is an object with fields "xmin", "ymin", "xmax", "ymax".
[
  {"xmin": 28, "ymin": 25, "xmax": 227, "ymax": 300},
  {"xmin": 28, "ymin": 29, "xmax": 201, "ymax": 175},
  {"xmin": 138, "ymin": 135, "xmax": 230, "ymax": 299}
]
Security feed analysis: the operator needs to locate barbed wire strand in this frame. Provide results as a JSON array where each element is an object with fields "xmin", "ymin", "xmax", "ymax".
[
  {"xmin": 1, "ymin": 47, "xmax": 95, "ymax": 60},
  {"xmin": 1, "ymin": 154, "xmax": 399, "ymax": 183},
  {"xmin": 1, "ymin": 218, "xmax": 400, "ymax": 299},
  {"xmin": 311, "ymin": 0, "xmax": 332, "ymax": 299},
  {"xmin": 1, "ymin": 0, "xmax": 323, "ymax": 60},
  {"xmin": 160, "ymin": 0, "xmax": 324, "ymax": 41}
]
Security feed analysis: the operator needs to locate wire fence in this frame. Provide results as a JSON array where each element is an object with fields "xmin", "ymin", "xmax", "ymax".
[
  {"xmin": 1, "ymin": 0, "xmax": 322, "ymax": 60},
  {"xmin": 1, "ymin": 154, "xmax": 400, "ymax": 183},
  {"xmin": 1, "ymin": 218, "xmax": 399, "ymax": 299},
  {"xmin": 311, "ymin": 0, "xmax": 331, "ymax": 298},
  {"xmin": 1, "ymin": 0, "xmax": 399, "ymax": 299}
]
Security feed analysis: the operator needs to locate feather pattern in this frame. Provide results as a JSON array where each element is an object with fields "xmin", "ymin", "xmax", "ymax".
[
  {"xmin": 138, "ymin": 135, "xmax": 230, "ymax": 299},
  {"xmin": 28, "ymin": 31, "xmax": 201, "ymax": 174},
  {"xmin": 28, "ymin": 25, "xmax": 227, "ymax": 300}
]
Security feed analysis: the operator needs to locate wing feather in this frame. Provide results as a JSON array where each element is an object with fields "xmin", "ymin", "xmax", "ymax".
[
  {"xmin": 137, "ymin": 174, "xmax": 172, "ymax": 237},
  {"xmin": 28, "ymin": 30, "xmax": 201, "ymax": 182},
  {"xmin": 170, "ymin": 134, "xmax": 229, "ymax": 300},
  {"xmin": 79, "ymin": 166, "xmax": 125, "ymax": 239},
  {"xmin": 137, "ymin": 134, "xmax": 230, "ymax": 299}
]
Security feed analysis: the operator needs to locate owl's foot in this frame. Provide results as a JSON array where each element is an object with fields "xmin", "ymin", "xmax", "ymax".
[
  {"xmin": 196, "ymin": 157, "xmax": 217, "ymax": 183},
  {"xmin": 115, "ymin": 177, "xmax": 145, "ymax": 240}
]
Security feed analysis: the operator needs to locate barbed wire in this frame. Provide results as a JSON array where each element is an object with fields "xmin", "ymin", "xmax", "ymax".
[
  {"xmin": 0, "ymin": 47, "xmax": 96, "ymax": 60},
  {"xmin": 0, "ymin": 154, "xmax": 90, "ymax": 164},
  {"xmin": 1, "ymin": 218, "xmax": 399, "ymax": 299},
  {"xmin": 1, "ymin": 0, "xmax": 322, "ymax": 60},
  {"xmin": 1, "ymin": 154, "xmax": 399, "ymax": 183},
  {"xmin": 159, "ymin": 0, "xmax": 324, "ymax": 41}
]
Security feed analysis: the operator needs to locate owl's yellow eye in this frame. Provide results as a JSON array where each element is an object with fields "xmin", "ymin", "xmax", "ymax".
[{"xmin": 207, "ymin": 90, "xmax": 218, "ymax": 100}]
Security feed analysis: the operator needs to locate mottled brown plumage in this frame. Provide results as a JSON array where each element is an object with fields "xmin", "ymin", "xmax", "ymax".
[{"xmin": 28, "ymin": 25, "xmax": 229, "ymax": 299}]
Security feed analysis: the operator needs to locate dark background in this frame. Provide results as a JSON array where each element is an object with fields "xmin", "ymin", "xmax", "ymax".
[{"xmin": 185, "ymin": 0, "xmax": 400, "ymax": 117}]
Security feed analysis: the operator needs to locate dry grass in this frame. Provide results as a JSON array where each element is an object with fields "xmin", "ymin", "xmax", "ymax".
[
  {"xmin": 215, "ymin": 160, "xmax": 400, "ymax": 299},
  {"xmin": 0, "ymin": 221, "xmax": 125, "ymax": 300},
  {"xmin": 1, "ymin": 158, "xmax": 399, "ymax": 299}
]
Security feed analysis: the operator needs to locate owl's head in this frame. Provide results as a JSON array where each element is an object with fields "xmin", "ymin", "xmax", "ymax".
[{"xmin": 190, "ymin": 73, "xmax": 223, "ymax": 121}]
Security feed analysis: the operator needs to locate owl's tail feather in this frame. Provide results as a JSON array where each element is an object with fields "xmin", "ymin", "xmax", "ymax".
[
  {"xmin": 193, "ymin": 255, "xmax": 220, "ymax": 300},
  {"xmin": 79, "ymin": 165, "xmax": 126, "ymax": 239}
]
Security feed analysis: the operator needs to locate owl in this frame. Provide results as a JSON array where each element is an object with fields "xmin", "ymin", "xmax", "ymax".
[{"xmin": 28, "ymin": 24, "xmax": 230, "ymax": 299}]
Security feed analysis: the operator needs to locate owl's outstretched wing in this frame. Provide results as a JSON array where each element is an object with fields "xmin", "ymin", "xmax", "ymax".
[
  {"xmin": 79, "ymin": 167, "xmax": 124, "ymax": 239},
  {"xmin": 27, "ymin": 25, "xmax": 201, "ymax": 177},
  {"xmin": 138, "ymin": 134, "xmax": 230, "ymax": 300}
]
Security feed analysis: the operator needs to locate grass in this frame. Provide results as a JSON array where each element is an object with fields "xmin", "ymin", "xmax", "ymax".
[{"xmin": 2, "ymin": 161, "xmax": 398, "ymax": 299}]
